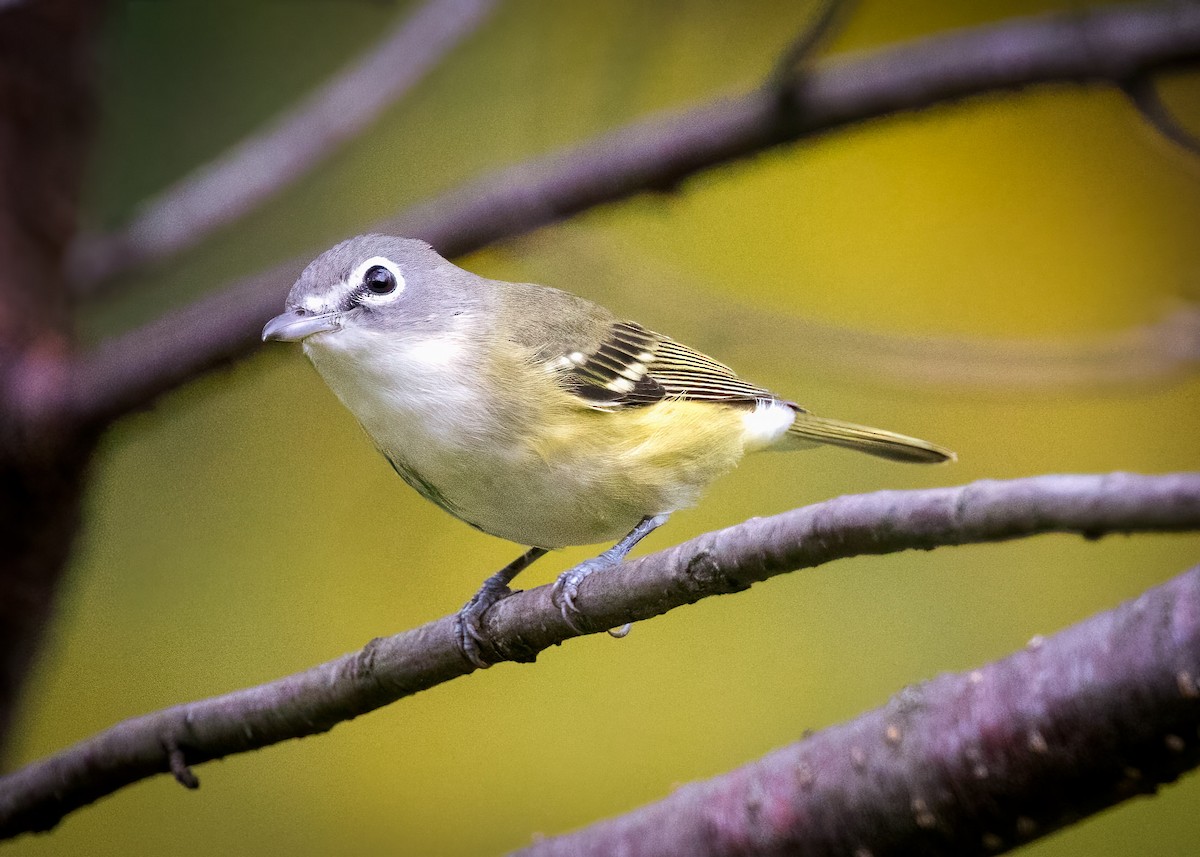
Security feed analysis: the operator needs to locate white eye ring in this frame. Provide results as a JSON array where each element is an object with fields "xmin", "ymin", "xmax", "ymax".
[{"xmin": 350, "ymin": 256, "xmax": 406, "ymax": 302}]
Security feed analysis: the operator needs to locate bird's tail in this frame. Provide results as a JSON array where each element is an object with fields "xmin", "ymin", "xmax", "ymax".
[{"xmin": 784, "ymin": 413, "xmax": 955, "ymax": 464}]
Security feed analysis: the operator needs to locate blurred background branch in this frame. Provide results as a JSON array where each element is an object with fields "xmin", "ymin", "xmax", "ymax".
[
  {"xmin": 1123, "ymin": 72, "xmax": 1200, "ymax": 158},
  {"xmin": 765, "ymin": 0, "xmax": 855, "ymax": 85},
  {"xmin": 0, "ymin": 0, "xmax": 104, "ymax": 762},
  {"xmin": 0, "ymin": 472, "xmax": 1197, "ymax": 840},
  {"xmin": 67, "ymin": 0, "xmax": 499, "ymax": 295},
  {"xmin": 67, "ymin": 1, "xmax": 1200, "ymax": 428},
  {"xmin": 515, "ymin": 226, "xmax": 1200, "ymax": 393}
]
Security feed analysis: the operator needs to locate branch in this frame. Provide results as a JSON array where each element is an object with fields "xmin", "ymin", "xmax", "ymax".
[
  {"xmin": 1, "ymin": 472, "xmax": 1198, "ymax": 839},
  {"xmin": 69, "ymin": 262, "xmax": 308, "ymax": 426},
  {"xmin": 68, "ymin": 1, "xmax": 1200, "ymax": 427},
  {"xmin": 0, "ymin": 0, "xmax": 105, "ymax": 757},
  {"xmin": 511, "ymin": 561, "xmax": 1200, "ymax": 857},
  {"xmin": 516, "ymin": 227, "xmax": 1200, "ymax": 392},
  {"xmin": 1123, "ymin": 73, "xmax": 1200, "ymax": 158},
  {"xmin": 67, "ymin": 0, "xmax": 499, "ymax": 293},
  {"xmin": 765, "ymin": 0, "xmax": 854, "ymax": 86}
]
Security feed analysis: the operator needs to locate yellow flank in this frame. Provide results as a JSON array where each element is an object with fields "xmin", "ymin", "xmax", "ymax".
[{"xmin": 533, "ymin": 398, "xmax": 749, "ymax": 521}]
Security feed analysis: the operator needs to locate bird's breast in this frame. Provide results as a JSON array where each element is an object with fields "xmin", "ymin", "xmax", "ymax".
[
  {"xmin": 303, "ymin": 329, "xmax": 760, "ymax": 548},
  {"xmin": 304, "ymin": 326, "xmax": 494, "ymax": 484}
]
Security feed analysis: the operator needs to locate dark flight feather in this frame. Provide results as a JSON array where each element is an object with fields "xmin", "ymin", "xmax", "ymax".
[{"xmin": 552, "ymin": 321, "xmax": 779, "ymax": 410}]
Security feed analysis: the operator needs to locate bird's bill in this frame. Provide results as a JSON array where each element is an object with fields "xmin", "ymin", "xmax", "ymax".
[{"xmin": 261, "ymin": 310, "xmax": 340, "ymax": 342}]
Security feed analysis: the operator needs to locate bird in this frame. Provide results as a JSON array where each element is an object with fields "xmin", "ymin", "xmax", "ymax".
[{"xmin": 262, "ymin": 234, "xmax": 954, "ymax": 667}]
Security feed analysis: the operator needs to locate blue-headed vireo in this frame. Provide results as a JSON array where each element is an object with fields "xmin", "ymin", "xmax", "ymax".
[{"xmin": 262, "ymin": 235, "xmax": 954, "ymax": 666}]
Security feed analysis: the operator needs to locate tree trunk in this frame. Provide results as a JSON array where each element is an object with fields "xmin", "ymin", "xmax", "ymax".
[{"xmin": 0, "ymin": 0, "xmax": 105, "ymax": 760}]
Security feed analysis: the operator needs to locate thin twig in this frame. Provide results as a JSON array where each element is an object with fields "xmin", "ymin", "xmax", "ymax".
[
  {"xmin": 511, "ymin": 561, "xmax": 1200, "ymax": 857},
  {"xmin": 1, "ymin": 472, "xmax": 1197, "ymax": 839},
  {"xmin": 68, "ymin": 0, "xmax": 499, "ymax": 293},
  {"xmin": 67, "ymin": 2, "xmax": 1200, "ymax": 428},
  {"xmin": 766, "ymin": 0, "xmax": 855, "ymax": 87},
  {"xmin": 1123, "ymin": 73, "xmax": 1200, "ymax": 157}
]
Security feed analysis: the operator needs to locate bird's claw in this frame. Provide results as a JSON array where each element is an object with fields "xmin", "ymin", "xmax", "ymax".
[
  {"xmin": 551, "ymin": 558, "xmax": 608, "ymax": 633},
  {"xmin": 552, "ymin": 557, "xmax": 634, "ymax": 638},
  {"xmin": 455, "ymin": 582, "xmax": 514, "ymax": 670}
]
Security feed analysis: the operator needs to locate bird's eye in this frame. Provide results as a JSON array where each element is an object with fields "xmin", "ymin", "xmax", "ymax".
[{"xmin": 364, "ymin": 265, "xmax": 397, "ymax": 295}]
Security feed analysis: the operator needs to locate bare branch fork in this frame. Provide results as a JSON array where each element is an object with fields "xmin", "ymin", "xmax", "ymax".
[
  {"xmin": 67, "ymin": 1, "xmax": 1200, "ymax": 428},
  {"xmin": 1, "ymin": 472, "xmax": 1197, "ymax": 840}
]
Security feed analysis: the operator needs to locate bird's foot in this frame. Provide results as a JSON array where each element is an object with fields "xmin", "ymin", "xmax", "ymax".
[
  {"xmin": 551, "ymin": 514, "xmax": 669, "ymax": 637},
  {"xmin": 552, "ymin": 556, "xmax": 625, "ymax": 635},
  {"xmin": 455, "ymin": 576, "xmax": 515, "ymax": 670},
  {"xmin": 454, "ymin": 546, "xmax": 549, "ymax": 669}
]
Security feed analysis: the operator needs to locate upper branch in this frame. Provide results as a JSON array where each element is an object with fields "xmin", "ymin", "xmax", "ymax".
[
  {"xmin": 1, "ymin": 472, "xmax": 1198, "ymax": 839},
  {"xmin": 69, "ymin": 1, "xmax": 1200, "ymax": 428},
  {"xmin": 364, "ymin": 0, "xmax": 1200, "ymax": 256},
  {"xmin": 68, "ymin": 0, "xmax": 499, "ymax": 293}
]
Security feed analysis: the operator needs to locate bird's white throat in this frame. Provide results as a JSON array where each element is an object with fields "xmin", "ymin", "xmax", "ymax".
[{"xmin": 302, "ymin": 322, "xmax": 479, "ymax": 454}]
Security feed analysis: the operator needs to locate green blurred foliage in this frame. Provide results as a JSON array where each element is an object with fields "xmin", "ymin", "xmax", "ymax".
[{"xmin": 10, "ymin": 0, "xmax": 1200, "ymax": 855}]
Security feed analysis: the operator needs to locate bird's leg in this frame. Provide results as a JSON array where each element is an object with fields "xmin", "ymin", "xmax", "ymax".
[
  {"xmin": 456, "ymin": 546, "xmax": 549, "ymax": 669},
  {"xmin": 552, "ymin": 514, "xmax": 670, "ymax": 634}
]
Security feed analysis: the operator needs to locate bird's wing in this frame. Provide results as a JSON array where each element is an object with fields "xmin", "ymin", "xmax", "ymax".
[
  {"xmin": 547, "ymin": 320, "xmax": 781, "ymax": 410},
  {"xmin": 503, "ymin": 289, "xmax": 952, "ymax": 463}
]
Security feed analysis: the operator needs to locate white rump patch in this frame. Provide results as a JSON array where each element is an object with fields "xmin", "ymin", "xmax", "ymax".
[{"xmin": 741, "ymin": 400, "xmax": 795, "ymax": 451}]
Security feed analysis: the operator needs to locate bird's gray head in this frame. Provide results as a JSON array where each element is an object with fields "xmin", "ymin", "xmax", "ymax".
[{"xmin": 261, "ymin": 234, "xmax": 483, "ymax": 346}]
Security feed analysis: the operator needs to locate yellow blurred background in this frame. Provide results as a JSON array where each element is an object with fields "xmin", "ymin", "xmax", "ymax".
[{"xmin": 9, "ymin": 0, "xmax": 1200, "ymax": 854}]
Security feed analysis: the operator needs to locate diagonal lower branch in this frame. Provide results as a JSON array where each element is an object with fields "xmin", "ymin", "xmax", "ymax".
[
  {"xmin": 1, "ymin": 472, "xmax": 1197, "ymax": 839},
  {"xmin": 69, "ymin": 1, "xmax": 1200, "ymax": 428},
  {"xmin": 511, "ymin": 561, "xmax": 1200, "ymax": 857},
  {"xmin": 68, "ymin": 0, "xmax": 499, "ymax": 293}
]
